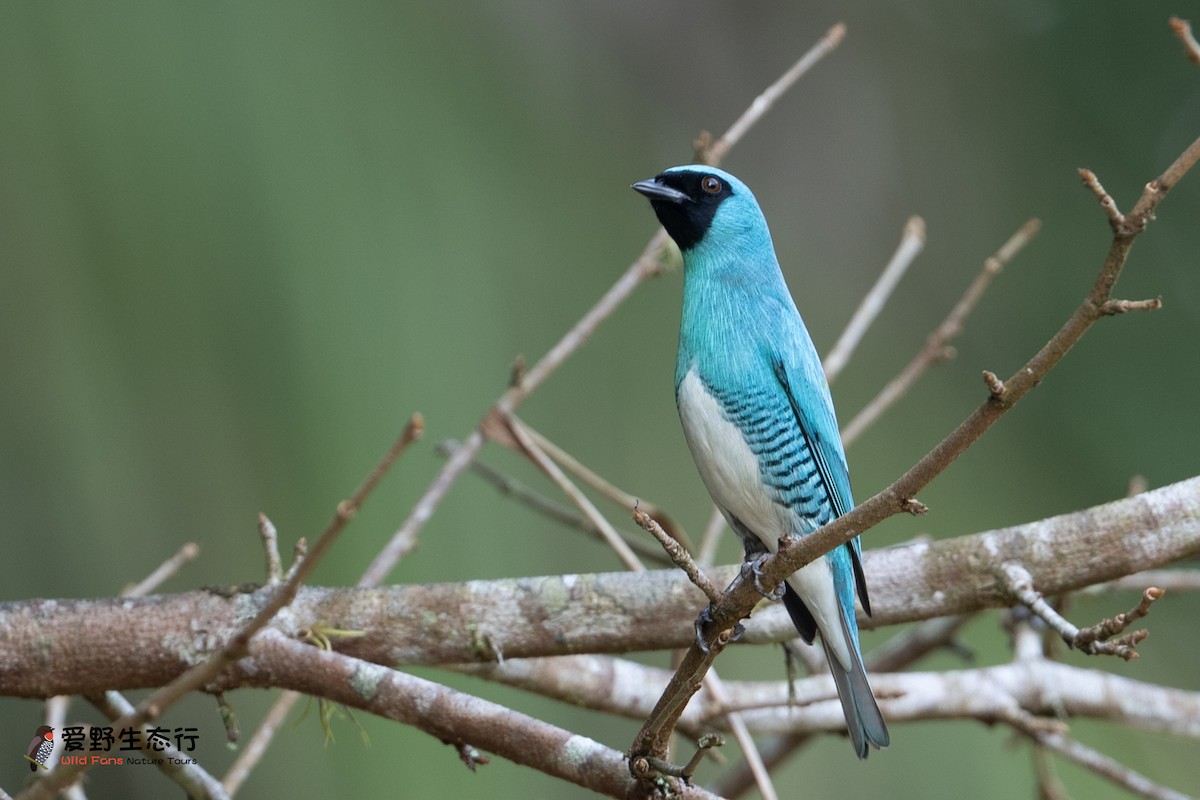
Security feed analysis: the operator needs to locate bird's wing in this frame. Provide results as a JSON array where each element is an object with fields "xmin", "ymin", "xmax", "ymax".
[{"xmin": 766, "ymin": 339, "xmax": 872, "ymax": 617}]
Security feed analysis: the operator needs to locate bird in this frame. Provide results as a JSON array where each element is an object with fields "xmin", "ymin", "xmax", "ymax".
[
  {"xmin": 27, "ymin": 725, "xmax": 54, "ymax": 771},
  {"xmin": 632, "ymin": 165, "xmax": 889, "ymax": 758}
]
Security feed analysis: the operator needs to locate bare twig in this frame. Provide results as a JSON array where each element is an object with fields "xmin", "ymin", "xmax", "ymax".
[
  {"xmin": 1084, "ymin": 568, "xmax": 1200, "ymax": 594},
  {"xmin": 41, "ymin": 696, "xmax": 69, "ymax": 783},
  {"xmin": 258, "ymin": 514, "xmax": 282, "ymax": 585},
  {"xmin": 438, "ymin": 439, "xmax": 672, "ymax": 565},
  {"xmin": 702, "ymin": 22, "xmax": 846, "ymax": 164},
  {"xmin": 841, "ymin": 218, "xmax": 1040, "ymax": 445},
  {"xmin": 1000, "ymin": 707, "xmax": 1195, "ymax": 800},
  {"xmin": 1032, "ymin": 746, "xmax": 1071, "ymax": 800},
  {"xmin": 1074, "ymin": 587, "xmax": 1165, "ymax": 654},
  {"xmin": 714, "ymin": 612, "xmax": 976, "ymax": 799},
  {"xmin": 359, "ymin": 228, "xmax": 672, "ymax": 586},
  {"xmin": 284, "ymin": 538, "xmax": 307, "ymax": 582},
  {"xmin": 84, "ymin": 692, "xmax": 231, "ymax": 800},
  {"xmin": 1079, "ymin": 168, "xmax": 1125, "ymax": 228},
  {"xmin": 510, "ymin": 420, "xmax": 692, "ymax": 549},
  {"xmin": 703, "ymin": 673, "xmax": 778, "ymax": 800},
  {"xmin": 823, "ymin": 215, "xmax": 926, "ymax": 383},
  {"xmin": 635, "ymin": 507, "xmax": 720, "ymax": 603},
  {"xmin": 122, "ymin": 542, "xmax": 200, "ymax": 598},
  {"xmin": 696, "ymin": 505, "xmax": 727, "ymax": 568},
  {"xmin": 1003, "ymin": 564, "xmax": 1161, "ymax": 660},
  {"xmin": 1101, "ymin": 297, "xmax": 1163, "ymax": 314},
  {"xmin": 1170, "ymin": 16, "xmax": 1200, "ymax": 65},
  {"xmin": 504, "ymin": 413, "xmax": 645, "ymax": 572},
  {"xmin": 222, "ymin": 690, "xmax": 302, "ymax": 796}
]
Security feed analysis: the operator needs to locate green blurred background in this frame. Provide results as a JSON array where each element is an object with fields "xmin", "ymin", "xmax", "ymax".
[{"xmin": 2, "ymin": 2, "xmax": 1198, "ymax": 797}]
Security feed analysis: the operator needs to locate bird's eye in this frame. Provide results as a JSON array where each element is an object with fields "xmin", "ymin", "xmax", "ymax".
[{"xmin": 700, "ymin": 175, "xmax": 723, "ymax": 195}]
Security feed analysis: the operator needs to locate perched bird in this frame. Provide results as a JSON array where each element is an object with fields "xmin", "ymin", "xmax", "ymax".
[
  {"xmin": 27, "ymin": 725, "xmax": 53, "ymax": 771},
  {"xmin": 632, "ymin": 166, "xmax": 889, "ymax": 758}
]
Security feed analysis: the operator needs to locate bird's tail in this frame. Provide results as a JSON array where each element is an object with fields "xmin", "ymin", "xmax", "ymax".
[{"xmin": 820, "ymin": 609, "xmax": 890, "ymax": 759}]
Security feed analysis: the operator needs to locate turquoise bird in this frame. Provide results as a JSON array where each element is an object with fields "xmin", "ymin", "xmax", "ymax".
[{"xmin": 633, "ymin": 166, "xmax": 889, "ymax": 758}]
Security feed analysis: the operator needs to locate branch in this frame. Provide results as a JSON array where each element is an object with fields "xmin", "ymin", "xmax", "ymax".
[
  {"xmin": 236, "ymin": 630, "xmax": 725, "ymax": 800},
  {"xmin": 85, "ymin": 691, "xmax": 231, "ymax": 800},
  {"xmin": 841, "ymin": 217, "xmax": 1040, "ymax": 446},
  {"xmin": 1003, "ymin": 564, "xmax": 1164, "ymax": 659},
  {"xmin": 1170, "ymin": 16, "xmax": 1200, "ymax": 65},
  {"xmin": 823, "ymin": 215, "xmax": 925, "ymax": 383},
  {"xmin": 2, "ymin": 476, "xmax": 1197, "ymax": 698},
  {"xmin": 1000, "ymin": 707, "xmax": 1195, "ymax": 800},
  {"xmin": 701, "ymin": 23, "xmax": 845, "ymax": 164}
]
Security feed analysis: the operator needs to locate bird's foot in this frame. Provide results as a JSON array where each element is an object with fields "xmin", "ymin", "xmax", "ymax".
[
  {"xmin": 693, "ymin": 607, "xmax": 745, "ymax": 654},
  {"xmin": 741, "ymin": 553, "xmax": 785, "ymax": 601}
]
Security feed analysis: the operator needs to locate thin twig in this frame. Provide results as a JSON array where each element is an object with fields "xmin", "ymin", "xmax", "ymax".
[
  {"xmin": 1000, "ymin": 707, "xmax": 1195, "ymax": 800},
  {"xmin": 41, "ymin": 696, "xmax": 69, "ymax": 783},
  {"xmin": 867, "ymin": 614, "xmax": 975, "ymax": 672},
  {"xmin": 703, "ymin": 23, "xmax": 846, "ymax": 164},
  {"xmin": 713, "ymin": 612, "xmax": 975, "ymax": 799},
  {"xmin": 506, "ymin": 414, "xmax": 645, "ymax": 572},
  {"xmin": 221, "ymin": 690, "xmax": 302, "ymax": 796},
  {"xmin": 1101, "ymin": 297, "xmax": 1163, "ymax": 315},
  {"xmin": 1084, "ymin": 568, "xmax": 1200, "ymax": 594},
  {"xmin": 84, "ymin": 692, "xmax": 231, "ymax": 800},
  {"xmin": 823, "ymin": 215, "xmax": 926, "ymax": 383},
  {"xmin": 634, "ymin": 508, "xmax": 719, "ymax": 602},
  {"xmin": 359, "ymin": 230, "xmax": 670, "ymax": 586},
  {"xmin": 121, "ymin": 542, "xmax": 200, "ymax": 598},
  {"xmin": 258, "ymin": 514, "xmax": 282, "ymax": 585},
  {"xmin": 1170, "ymin": 17, "xmax": 1200, "ymax": 65},
  {"xmin": 1033, "ymin": 746, "xmax": 1071, "ymax": 800},
  {"xmin": 696, "ymin": 505, "xmax": 728, "ymax": 568},
  {"xmin": 510, "ymin": 420, "xmax": 692, "ymax": 550},
  {"xmin": 842, "ymin": 218, "xmax": 1040, "ymax": 446},
  {"xmin": 703, "ymin": 673, "xmax": 778, "ymax": 800},
  {"xmin": 1074, "ymin": 586, "xmax": 1165, "ymax": 654},
  {"xmin": 1079, "ymin": 168, "xmax": 1125, "ymax": 228},
  {"xmin": 437, "ymin": 439, "xmax": 672, "ymax": 565},
  {"xmin": 1002, "ymin": 563, "xmax": 1161, "ymax": 660}
]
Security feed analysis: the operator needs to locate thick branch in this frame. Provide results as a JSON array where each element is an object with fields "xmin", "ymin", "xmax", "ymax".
[
  {"xmin": 458, "ymin": 653, "xmax": 1200, "ymax": 739},
  {"xmin": 1, "ymin": 477, "xmax": 1196, "ymax": 699},
  {"xmin": 234, "ymin": 631, "xmax": 722, "ymax": 800}
]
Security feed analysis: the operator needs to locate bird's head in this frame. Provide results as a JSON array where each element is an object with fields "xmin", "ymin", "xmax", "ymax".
[{"xmin": 631, "ymin": 165, "xmax": 769, "ymax": 254}]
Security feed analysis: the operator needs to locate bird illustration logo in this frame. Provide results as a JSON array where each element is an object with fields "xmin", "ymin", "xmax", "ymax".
[
  {"xmin": 25, "ymin": 725, "xmax": 54, "ymax": 771},
  {"xmin": 634, "ymin": 166, "xmax": 890, "ymax": 758}
]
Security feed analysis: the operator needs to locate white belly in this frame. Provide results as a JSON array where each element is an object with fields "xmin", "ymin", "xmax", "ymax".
[{"xmin": 676, "ymin": 368, "xmax": 852, "ymax": 669}]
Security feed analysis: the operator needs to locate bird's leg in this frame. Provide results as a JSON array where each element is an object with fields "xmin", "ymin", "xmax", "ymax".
[
  {"xmin": 693, "ymin": 606, "xmax": 745, "ymax": 654},
  {"xmin": 741, "ymin": 552, "xmax": 786, "ymax": 601}
]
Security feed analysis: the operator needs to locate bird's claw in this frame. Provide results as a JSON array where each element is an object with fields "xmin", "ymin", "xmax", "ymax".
[
  {"xmin": 693, "ymin": 607, "xmax": 745, "ymax": 654},
  {"xmin": 741, "ymin": 554, "xmax": 785, "ymax": 601}
]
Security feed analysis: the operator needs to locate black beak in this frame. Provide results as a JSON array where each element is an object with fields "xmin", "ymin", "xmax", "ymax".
[{"xmin": 632, "ymin": 178, "xmax": 688, "ymax": 204}]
